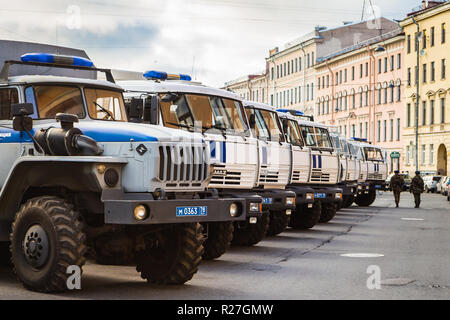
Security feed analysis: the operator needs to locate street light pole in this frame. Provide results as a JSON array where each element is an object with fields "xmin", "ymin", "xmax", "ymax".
[{"xmin": 412, "ymin": 16, "xmax": 420, "ymax": 173}]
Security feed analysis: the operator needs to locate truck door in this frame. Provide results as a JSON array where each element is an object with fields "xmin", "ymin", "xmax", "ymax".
[{"xmin": 0, "ymin": 87, "xmax": 23, "ymax": 188}]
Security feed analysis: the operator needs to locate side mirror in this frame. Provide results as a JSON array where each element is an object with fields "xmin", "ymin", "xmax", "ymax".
[
  {"xmin": 11, "ymin": 103, "xmax": 34, "ymax": 132},
  {"xmin": 248, "ymin": 113, "xmax": 256, "ymax": 130},
  {"xmin": 127, "ymin": 98, "xmax": 144, "ymax": 123}
]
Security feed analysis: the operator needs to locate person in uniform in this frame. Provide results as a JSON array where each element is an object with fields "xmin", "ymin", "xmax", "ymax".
[
  {"xmin": 410, "ymin": 171, "xmax": 424, "ymax": 208},
  {"xmin": 389, "ymin": 170, "xmax": 405, "ymax": 207}
]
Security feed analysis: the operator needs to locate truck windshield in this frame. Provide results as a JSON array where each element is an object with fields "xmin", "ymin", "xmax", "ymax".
[
  {"xmin": 348, "ymin": 142, "xmax": 362, "ymax": 159},
  {"xmin": 160, "ymin": 93, "xmax": 248, "ymax": 136},
  {"xmin": 314, "ymin": 127, "xmax": 333, "ymax": 149},
  {"xmin": 284, "ymin": 119, "xmax": 304, "ymax": 147},
  {"xmin": 340, "ymin": 138, "xmax": 350, "ymax": 154},
  {"xmin": 331, "ymin": 135, "xmax": 341, "ymax": 151},
  {"xmin": 248, "ymin": 108, "xmax": 284, "ymax": 142},
  {"xmin": 363, "ymin": 147, "xmax": 384, "ymax": 161},
  {"xmin": 31, "ymin": 85, "xmax": 85, "ymax": 119},
  {"xmin": 299, "ymin": 125, "xmax": 317, "ymax": 147},
  {"xmin": 85, "ymin": 88, "xmax": 127, "ymax": 121}
]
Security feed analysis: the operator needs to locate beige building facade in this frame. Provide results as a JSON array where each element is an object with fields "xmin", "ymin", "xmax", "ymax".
[{"xmin": 400, "ymin": 1, "xmax": 450, "ymax": 175}]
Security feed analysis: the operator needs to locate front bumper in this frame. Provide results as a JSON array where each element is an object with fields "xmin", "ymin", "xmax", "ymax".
[
  {"xmin": 216, "ymin": 190, "xmax": 263, "ymax": 219},
  {"xmin": 286, "ymin": 185, "xmax": 315, "ymax": 208},
  {"xmin": 102, "ymin": 189, "xmax": 247, "ymax": 225},
  {"xmin": 338, "ymin": 182, "xmax": 358, "ymax": 197},
  {"xmin": 254, "ymin": 189, "xmax": 297, "ymax": 212},
  {"xmin": 310, "ymin": 186, "xmax": 344, "ymax": 204}
]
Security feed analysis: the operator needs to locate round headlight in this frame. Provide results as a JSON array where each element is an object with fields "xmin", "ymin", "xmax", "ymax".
[
  {"xmin": 230, "ymin": 203, "xmax": 239, "ymax": 217},
  {"xmin": 104, "ymin": 168, "xmax": 119, "ymax": 187},
  {"xmin": 134, "ymin": 205, "xmax": 148, "ymax": 220}
]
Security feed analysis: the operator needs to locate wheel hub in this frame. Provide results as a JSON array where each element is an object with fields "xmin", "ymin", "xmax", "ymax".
[{"xmin": 23, "ymin": 225, "xmax": 49, "ymax": 268}]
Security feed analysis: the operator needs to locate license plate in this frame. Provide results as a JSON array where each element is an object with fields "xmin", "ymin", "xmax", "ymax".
[
  {"xmin": 262, "ymin": 197, "xmax": 273, "ymax": 204},
  {"xmin": 375, "ymin": 185, "xmax": 382, "ymax": 189},
  {"xmin": 176, "ymin": 206, "xmax": 207, "ymax": 217},
  {"xmin": 314, "ymin": 193, "xmax": 326, "ymax": 199}
]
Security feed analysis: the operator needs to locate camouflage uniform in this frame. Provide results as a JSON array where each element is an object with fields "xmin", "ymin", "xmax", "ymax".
[
  {"xmin": 389, "ymin": 173, "xmax": 405, "ymax": 207},
  {"xmin": 410, "ymin": 175, "xmax": 424, "ymax": 208}
]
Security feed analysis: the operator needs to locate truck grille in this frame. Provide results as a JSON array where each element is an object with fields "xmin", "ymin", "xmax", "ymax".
[
  {"xmin": 292, "ymin": 170, "xmax": 301, "ymax": 182},
  {"xmin": 259, "ymin": 166, "xmax": 279, "ymax": 183},
  {"xmin": 158, "ymin": 144, "xmax": 208, "ymax": 186},
  {"xmin": 210, "ymin": 165, "xmax": 242, "ymax": 185},
  {"xmin": 367, "ymin": 173, "xmax": 383, "ymax": 180},
  {"xmin": 310, "ymin": 169, "xmax": 330, "ymax": 182}
]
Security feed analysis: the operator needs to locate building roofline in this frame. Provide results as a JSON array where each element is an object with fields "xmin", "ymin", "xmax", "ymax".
[{"xmin": 400, "ymin": 1, "xmax": 449, "ymax": 26}]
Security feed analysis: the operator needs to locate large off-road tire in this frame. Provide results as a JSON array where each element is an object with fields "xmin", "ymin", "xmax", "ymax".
[
  {"xmin": 355, "ymin": 190, "xmax": 376, "ymax": 207},
  {"xmin": 231, "ymin": 211, "xmax": 270, "ymax": 246},
  {"xmin": 202, "ymin": 222, "xmax": 234, "ymax": 260},
  {"xmin": 319, "ymin": 203, "xmax": 337, "ymax": 223},
  {"xmin": 341, "ymin": 195, "xmax": 354, "ymax": 208},
  {"xmin": 266, "ymin": 210, "xmax": 289, "ymax": 236},
  {"xmin": 136, "ymin": 223, "xmax": 204, "ymax": 285},
  {"xmin": 289, "ymin": 201, "xmax": 322, "ymax": 230},
  {"xmin": 10, "ymin": 196, "xmax": 86, "ymax": 293}
]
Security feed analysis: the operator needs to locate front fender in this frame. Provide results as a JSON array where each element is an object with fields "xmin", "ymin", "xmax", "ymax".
[{"xmin": 0, "ymin": 156, "xmax": 127, "ymax": 221}]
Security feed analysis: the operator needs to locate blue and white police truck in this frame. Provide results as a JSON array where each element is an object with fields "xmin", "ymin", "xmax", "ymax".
[
  {"xmin": 277, "ymin": 110, "xmax": 343, "ymax": 226},
  {"xmin": 0, "ymin": 53, "xmax": 247, "ymax": 292},
  {"xmin": 242, "ymin": 101, "xmax": 296, "ymax": 236}
]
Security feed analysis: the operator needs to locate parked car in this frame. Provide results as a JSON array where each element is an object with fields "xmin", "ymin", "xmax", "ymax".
[
  {"xmin": 385, "ymin": 172, "xmax": 411, "ymax": 191},
  {"xmin": 423, "ymin": 175, "xmax": 442, "ymax": 193},
  {"xmin": 437, "ymin": 176, "xmax": 449, "ymax": 194},
  {"xmin": 443, "ymin": 179, "xmax": 450, "ymax": 196}
]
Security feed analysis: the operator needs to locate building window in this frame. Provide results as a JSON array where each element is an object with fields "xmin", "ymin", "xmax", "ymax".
[
  {"xmin": 431, "ymin": 26, "xmax": 435, "ymax": 46},
  {"xmin": 423, "ymin": 63, "xmax": 427, "ymax": 83},
  {"xmin": 311, "ymin": 52, "xmax": 314, "ymax": 66},
  {"xmin": 352, "ymin": 94, "xmax": 355, "ymax": 108},
  {"xmin": 378, "ymin": 59, "xmax": 382, "ymax": 73},
  {"xmin": 384, "ymin": 87, "xmax": 387, "ymax": 104},
  {"xmin": 365, "ymin": 91, "xmax": 368, "ymax": 106},
  {"xmin": 365, "ymin": 62, "xmax": 368, "ymax": 77},
  {"xmin": 307, "ymin": 54, "xmax": 310, "ymax": 68},
  {"xmin": 359, "ymin": 64, "xmax": 363, "ymax": 78},
  {"xmin": 287, "ymin": 90, "xmax": 290, "ymax": 105},
  {"xmin": 271, "ymin": 67, "xmax": 274, "ymax": 80},
  {"xmin": 407, "ymin": 34, "xmax": 411, "ymax": 53},
  {"xmin": 442, "ymin": 59, "xmax": 446, "ymax": 79},
  {"xmin": 415, "ymin": 66, "xmax": 419, "ymax": 84},
  {"xmin": 335, "ymin": 72, "xmax": 338, "ymax": 85},
  {"xmin": 351, "ymin": 66, "xmax": 355, "ymax": 80},
  {"xmin": 327, "ymin": 101, "xmax": 329, "ymax": 114},
  {"xmin": 407, "ymin": 103, "xmax": 411, "ymax": 127},
  {"xmin": 397, "ymin": 118, "xmax": 400, "ymax": 141},
  {"xmin": 377, "ymin": 89, "xmax": 381, "ymax": 104},
  {"xmin": 344, "ymin": 69, "xmax": 347, "ymax": 82},
  {"xmin": 306, "ymin": 84, "xmax": 309, "ymax": 101},
  {"xmin": 365, "ymin": 122, "xmax": 368, "ymax": 139},
  {"xmin": 422, "ymin": 101, "xmax": 426, "ymax": 125},
  {"xmin": 390, "ymin": 55, "xmax": 394, "ymax": 71},
  {"xmin": 311, "ymin": 84, "xmax": 314, "ymax": 100},
  {"xmin": 397, "ymin": 53, "xmax": 401, "ymax": 69},
  {"xmin": 359, "ymin": 123, "xmax": 363, "ymax": 138},
  {"xmin": 406, "ymin": 146, "xmax": 410, "ymax": 165},
  {"xmin": 390, "ymin": 85, "xmax": 394, "ymax": 103},
  {"xmin": 359, "ymin": 92, "xmax": 363, "ymax": 107},
  {"xmin": 283, "ymin": 63, "xmax": 286, "ymax": 77},
  {"xmin": 295, "ymin": 88, "xmax": 297, "ymax": 102},
  {"xmin": 298, "ymin": 86, "xmax": 301, "ymax": 102},
  {"xmin": 383, "ymin": 120, "xmax": 387, "ymax": 141},
  {"xmin": 351, "ymin": 124, "xmax": 356, "ymax": 137},
  {"xmin": 344, "ymin": 96, "xmax": 347, "ymax": 110},
  {"xmin": 271, "ymin": 94, "xmax": 274, "ymax": 106},
  {"xmin": 430, "ymin": 144, "xmax": 434, "ymax": 164},
  {"xmin": 407, "ymin": 68, "xmax": 411, "ymax": 86},
  {"xmin": 384, "ymin": 57, "xmax": 388, "ymax": 72},
  {"xmin": 390, "ymin": 119, "xmax": 394, "ymax": 141},
  {"xmin": 326, "ymin": 75, "xmax": 329, "ymax": 87},
  {"xmin": 287, "ymin": 61, "xmax": 290, "ymax": 75},
  {"xmin": 299, "ymin": 57, "xmax": 302, "ymax": 71},
  {"xmin": 339, "ymin": 70, "xmax": 342, "ymax": 84},
  {"xmin": 431, "ymin": 61, "xmax": 435, "ymax": 81},
  {"xmin": 377, "ymin": 120, "xmax": 381, "ymax": 142},
  {"xmin": 421, "ymin": 145, "xmax": 426, "ymax": 164},
  {"xmin": 277, "ymin": 65, "xmax": 279, "ymax": 79},
  {"xmin": 422, "ymin": 29, "xmax": 427, "ymax": 49},
  {"xmin": 291, "ymin": 60, "xmax": 294, "ymax": 74},
  {"xmin": 397, "ymin": 85, "xmax": 401, "ymax": 102},
  {"xmin": 430, "ymin": 100, "xmax": 435, "ymax": 124},
  {"xmin": 441, "ymin": 98, "xmax": 446, "ymax": 123},
  {"xmin": 442, "ymin": 23, "xmax": 446, "ymax": 44}
]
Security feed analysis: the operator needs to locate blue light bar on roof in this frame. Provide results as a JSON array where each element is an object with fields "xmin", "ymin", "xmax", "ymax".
[
  {"xmin": 350, "ymin": 137, "xmax": 368, "ymax": 142},
  {"xmin": 276, "ymin": 108, "xmax": 304, "ymax": 116},
  {"xmin": 21, "ymin": 53, "xmax": 94, "ymax": 67},
  {"xmin": 143, "ymin": 70, "xmax": 191, "ymax": 81}
]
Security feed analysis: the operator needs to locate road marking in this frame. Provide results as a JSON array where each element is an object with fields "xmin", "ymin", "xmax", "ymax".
[
  {"xmin": 401, "ymin": 218, "xmax": 424, "ymax": 221},
  {"xmin": 381, "ymin": 278, "xmax": 415, "ymax": 286},
  {"xmin": 340, "ymin": 253, "xmax": 384, "ymax": 258}
]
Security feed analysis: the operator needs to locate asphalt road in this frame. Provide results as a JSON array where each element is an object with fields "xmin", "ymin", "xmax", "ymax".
[{"xmin": 0, "ymin": 191, "xmax": 449, "ymax": 300}]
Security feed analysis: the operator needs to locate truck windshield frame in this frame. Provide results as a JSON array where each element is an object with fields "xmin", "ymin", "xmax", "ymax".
[
  {"xmin": 247, "ymin": 107, "xmax": 285, "ymax": 142},
  {"xmin": 160, "ymin": 92, "xmax": 249, "ymax": 137},
  {"xmin": 363, "ymin": 146, "xmax": 384, "ymax": 162},
  {"xmin": 284, "ymin": 119, "xmax": 304, "ymax": 147}
]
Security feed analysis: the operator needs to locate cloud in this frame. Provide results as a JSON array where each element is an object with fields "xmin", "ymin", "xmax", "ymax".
[{"xmin": 0, "ymin": 0, "xmax": 419, "ymax": 87}]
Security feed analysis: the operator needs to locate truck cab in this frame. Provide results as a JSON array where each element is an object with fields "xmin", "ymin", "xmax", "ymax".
[
  {"xmin": 242, "ymin": 101, "xmax": 296, "ymax": 236},
  {"xmin": 277, "ymin": 109, "xmax": 342, "ymax": 227},
  {"xmin": 329, "ymin": 132, "xmax": 358, "ymax": 208},
  {"xmin": 0, "ymin": 54, "xmax": 247, "ymax": 292},
  {"xmin": 117, "ymin": 70, "xmax": 286, "ymax": 248},
  {"xmin": 349, "ymin": 138, "xmax": 387, "ymax": 206}
]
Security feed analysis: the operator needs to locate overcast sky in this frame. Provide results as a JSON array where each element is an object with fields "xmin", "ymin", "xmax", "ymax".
[{"xmin": 0, "ymin": 0, "xmax": 420, "ymax": 87}]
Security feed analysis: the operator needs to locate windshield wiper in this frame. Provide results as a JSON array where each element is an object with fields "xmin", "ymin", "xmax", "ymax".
[
  {"xmin": 93, "ymin": 101, "xmax": 115, "ymax": 121},
  {"xmin": 202, "ymin": 124, "xmax": 228, "ymax": 138}
]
